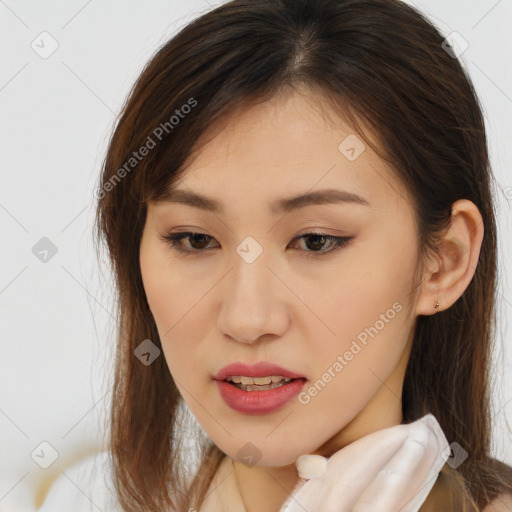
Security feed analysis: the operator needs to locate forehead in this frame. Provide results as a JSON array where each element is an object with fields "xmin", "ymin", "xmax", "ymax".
[{"xmin": 156, "ymin": 90, "xmax": 410, "ymax": 217}]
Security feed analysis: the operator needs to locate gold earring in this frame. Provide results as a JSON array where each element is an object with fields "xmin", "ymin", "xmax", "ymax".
[{"xmin": 433, "ymin": 300, "xmax": 440, "ymax": 311}]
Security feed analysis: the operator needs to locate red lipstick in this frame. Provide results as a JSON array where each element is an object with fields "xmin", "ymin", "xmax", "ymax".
[
  {"xmin": 213, "ymin": 361, "xmax": 307, "ymax": 415},
  {"xmin": 213, "ymin": 361, "xmax": 306, "ymax": 381}
]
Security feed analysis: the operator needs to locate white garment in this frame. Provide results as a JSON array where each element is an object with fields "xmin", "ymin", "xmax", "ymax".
[
  {"xmin": 281, "ymin": 414, "xmax": 449, "ymax": 512},
  {"xmin": 38, "ymin": 451, "xmax": 123, "ymax": 512}
]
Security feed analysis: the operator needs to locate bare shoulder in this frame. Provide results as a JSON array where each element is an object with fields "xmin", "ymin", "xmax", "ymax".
[{"xmin": 482, "ymin": 493, "xmax": 512, "ymax": 512}]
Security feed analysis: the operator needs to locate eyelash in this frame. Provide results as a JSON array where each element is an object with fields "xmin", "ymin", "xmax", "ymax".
[{"xmin": 160, "ymin": 231, "xmax": 353, "ymax": 257}]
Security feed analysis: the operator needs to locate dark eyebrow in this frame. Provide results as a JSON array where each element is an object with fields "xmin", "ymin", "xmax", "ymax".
[{"xmin": 156, "ymin": 188, "xmax": 370, "ymax": 214}]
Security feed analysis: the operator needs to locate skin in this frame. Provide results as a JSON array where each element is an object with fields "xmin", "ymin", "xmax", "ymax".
[{"xmin": 139, "ymin": 86, "xmax": 485, "ymax": 512}]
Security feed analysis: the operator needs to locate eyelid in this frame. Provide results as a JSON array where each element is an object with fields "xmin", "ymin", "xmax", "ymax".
[{"xmin": 159, "ymin": 230, "xmax": 353, "ymax": 257}]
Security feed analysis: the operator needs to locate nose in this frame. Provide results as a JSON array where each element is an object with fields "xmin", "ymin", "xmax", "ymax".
[{"xmin": 216, "ymin": 250, "xmax": 290, "ymax": 345}]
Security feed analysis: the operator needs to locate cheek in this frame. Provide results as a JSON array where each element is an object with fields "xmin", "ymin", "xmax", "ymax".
[
  {"xmin": 140, "ymin": 238, "xmax": 188, "ymax": 330},
  {"xmin": 141, "ymin": 279, "xmax": 212, "ymax": 385},
  {"xmin": 299, "ymin": 297, "xmax": 411, "ymax": 433},
  {"xmin": 307, "ymin": 237, "xmax": 416, "ymax": 389},
  {"xmin": 332, "ymin": 229, "xmax": 416, "ymax": 336},
  {"xmin": 140, "ymin": 241, "xmax": 186, "ymax": 370},
  {"xmin": 139, "ymin": 237, "xmax": 227, "ymax": 395}
]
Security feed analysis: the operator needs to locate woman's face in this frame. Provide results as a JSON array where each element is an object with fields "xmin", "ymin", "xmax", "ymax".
[{"xmin": 139, "ymin": 89, "xmax": 423, "ymax": 466}]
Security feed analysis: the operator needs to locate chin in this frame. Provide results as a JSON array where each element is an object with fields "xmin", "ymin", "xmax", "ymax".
[{"xmin": 222, "ymin": 440, "xmax": 312, "ymax": 468}]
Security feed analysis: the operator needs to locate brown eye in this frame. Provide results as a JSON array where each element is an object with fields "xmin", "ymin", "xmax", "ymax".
[
  {"xmin": 161, "ymin": 232, "xmax": 216, "ymax": 253},
  {"xmin": 299, "ymin": 234, "xmax": 333, "ymax": 251},
  {"xmin": 289, "ymin": 233, "xmax": 353, "ymax": 255},
  {"xmin": 160, "ymin": 231, "xmax": 352, "ymax": 256}
]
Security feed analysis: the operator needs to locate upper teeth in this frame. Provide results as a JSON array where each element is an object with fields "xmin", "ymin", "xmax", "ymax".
[{"xmin": 227, "ymin": 376, "xmax": 292, "ymax": 385}]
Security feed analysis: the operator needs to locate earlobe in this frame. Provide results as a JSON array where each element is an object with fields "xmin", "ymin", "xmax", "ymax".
[{"xmin": 414, "ymin": 199, "xmax": 484, "ymax": 317}]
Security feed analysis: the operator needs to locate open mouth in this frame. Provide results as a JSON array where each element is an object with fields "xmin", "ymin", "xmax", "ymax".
[
  {"xmin": 215, "ymin": 375, "xmax": 308, "ymax": 414},
  {"xmin": 224, "ymin": 376, "xmax": 301, "ymax": 392}
]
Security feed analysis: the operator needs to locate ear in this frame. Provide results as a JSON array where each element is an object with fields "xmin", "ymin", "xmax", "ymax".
[{"xmin": 415, "ymin": 199, "xmax": 484, "ymax": 316}]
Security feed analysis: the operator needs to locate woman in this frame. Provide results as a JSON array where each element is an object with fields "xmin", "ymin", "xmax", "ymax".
[{"xmin": 64, "ymin": 0, "xmax": 512, "ymax": 510}]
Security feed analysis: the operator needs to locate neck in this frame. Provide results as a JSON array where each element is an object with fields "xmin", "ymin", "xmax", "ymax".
[{"xmin": 232, "ymin": 457, "xmax": 300, "ymax": 512}]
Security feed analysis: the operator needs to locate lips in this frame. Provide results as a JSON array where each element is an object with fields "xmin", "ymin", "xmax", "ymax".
[
  {"xmin": 213, "ymin": 361, "xmax": 307, "ymax": 382},
  {"xmin": 215, "ymin": 377, "xmax": 307, "ymax": 414}
]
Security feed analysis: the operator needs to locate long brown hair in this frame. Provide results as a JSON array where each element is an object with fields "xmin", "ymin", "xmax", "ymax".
[{"xmin": 94, "ymin": 0, "xmax": 512, "ymax": 510}]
